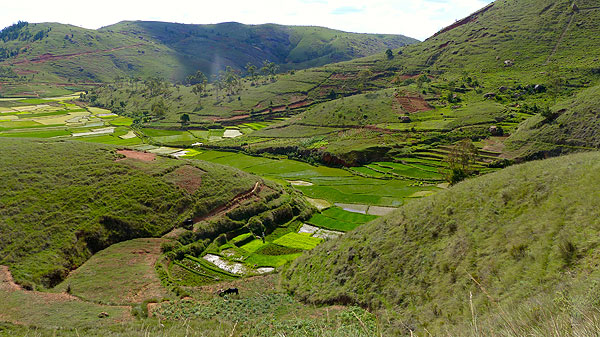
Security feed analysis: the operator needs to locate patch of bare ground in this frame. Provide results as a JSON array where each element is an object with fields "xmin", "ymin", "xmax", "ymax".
[
  {"xmin": 393, "ymin": 93, "xmax": 432, "ymax": 113},
  {"xmin": 116, "ymin": 149, "xmax": 156, "ymax": 162},
  {"xmin": 163, "ymin": 165, "xmax": 205, "ymax": 194},
  {"xmin": 482, "ymin": 136, "xmax": 508, "ymax": 157}
]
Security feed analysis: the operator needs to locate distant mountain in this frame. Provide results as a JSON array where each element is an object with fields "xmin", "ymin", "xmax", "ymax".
[{"xmin": 0, "ymin": 21, "xmax": 418, "ymax": 82}]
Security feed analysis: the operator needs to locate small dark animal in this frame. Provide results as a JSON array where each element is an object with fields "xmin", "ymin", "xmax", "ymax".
[
  {"xmin": 218, "ymin": 288, "xmax": 239, "ymax": 297},
  {"xmin": 183, "ymin": 218, "xmax": 194, "ymax": 229}
]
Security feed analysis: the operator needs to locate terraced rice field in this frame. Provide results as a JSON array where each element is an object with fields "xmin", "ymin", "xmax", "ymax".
[
  {"xmin": 186, "ymin": 150, "xmax": 440, "ymax": 207},
  {"xmin": 0, "ymin": 94, "xmax": 138, "ymax": 145}
]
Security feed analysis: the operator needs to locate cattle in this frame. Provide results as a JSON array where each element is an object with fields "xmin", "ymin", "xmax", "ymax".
[{"xmin": 218, "ymin": 288, "xmax": 239, "ymax": 297}]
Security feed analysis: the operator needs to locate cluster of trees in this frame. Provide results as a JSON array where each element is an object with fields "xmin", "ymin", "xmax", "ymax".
[
  {"xmin": 443, "ymin": 139, "xmax": 479, "ymax": 184},
  {"xmin": 0, "ymin": 21, "xmax": 47, "ymax": 44},
  {"xmin": 0, "ymin": 21, "xmax": 29, "ymax": 42},
  {"xmin": 245, "ymin": 60, "xmax": 279, "ymax": 84},
  {"xmin": 0, "ymin": 47, "xmax": 19, "ymax": 61}
]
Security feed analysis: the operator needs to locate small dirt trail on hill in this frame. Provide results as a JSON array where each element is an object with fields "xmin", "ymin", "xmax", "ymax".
[
  {"xmin": 192, "ymin": 181, "xmax": 263, "ymax": 227},
  {"xmin": 545, "ymin": 11, "xmax": 575, "ymax": 65}
]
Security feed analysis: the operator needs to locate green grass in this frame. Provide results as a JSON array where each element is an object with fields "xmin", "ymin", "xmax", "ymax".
[
  {"xmin": 245, "ymin": 253, "xmax": 302, "ymax": 267},
  {"xmin": 0, "ymin": 138, "xmax": 261, "ymax": 288},
  {"xmin": 54, "ymin": 238, "xmax": 171, "ymax": 305},
  {"xmin": 272, "ymin": 233, "xmax": 322, "ymax": 250},
  {"xmin": 109, "ymin": 116, "xmax": 133, "ymax": 126},
  {"xmin": 285, "ymin": 151, "xmax": 600, "ymax": 335},
  {"xmin": 321, "ymin": 207, "xmax": 377, "ymax": 224},
  {"xmin": 0, "ymin": 129, "xmax": 70, "ymax": 138},
  {"xmin": 307, "ymin": 213, "xmax": 361, "ymax": 232},
  {"xmin": 240, "ymin": 239, "xmax": 268, "ymax": 254}
]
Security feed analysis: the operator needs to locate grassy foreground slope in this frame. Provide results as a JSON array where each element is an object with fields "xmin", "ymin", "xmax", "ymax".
[
  {"xmin": 284, "ymin": 151, "xmax": 600, "ymax": 335},
  {"xmin": 0, "ymin": 138, "xmax": 260, "ymax": 288}
]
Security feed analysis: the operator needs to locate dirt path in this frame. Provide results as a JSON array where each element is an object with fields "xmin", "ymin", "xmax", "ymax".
[
  {"xmin": 1, "ymin": 265, "xmax": 78, "ymax": 302},
  {"xmin": 0, "ymin": 266, "xmax": 22, "ymax": 292},
  {"xmin": 545, "ymin": 11, "xmax": 575, "ymax": 65},
  {"xmin": 9, "ymin": 44, "xmax": 145, "ymax": 66},
  {"xmin": 193, "ymin": 182, "xmax": 262, "ymax": 226}
]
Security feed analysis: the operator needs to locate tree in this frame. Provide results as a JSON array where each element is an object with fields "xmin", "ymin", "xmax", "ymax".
[
  {"xmin": 245, "ymin": 63, "xmax": 257, "ymax": 82},
  {"xmin": 261, "ymin": 60, "xmax": 279, "ymax": 81},
  {"xmin": 443, "ymin": 139, "xmax": 479, "ymax": 184},
  {"xmin": 180, "ymin": 113, "xmax": 190, "ymax": 126},
  {"xmin": 416, "ymin": 74, "xmax": 431, "ymax": 89},
  {"xmin": 385, "ymin": 49, "xmax": 394, "ymax": 60},
  {"xmin": 186, "ymin": 70, "xmax": 207, "ymax": 86},
  {"xmin": 223, "ymin": 66, "xmax": 242, "ymax": 95},
  {"xmin": 151, "ymin": 98, "xmax": 167, "ymax": 119}
]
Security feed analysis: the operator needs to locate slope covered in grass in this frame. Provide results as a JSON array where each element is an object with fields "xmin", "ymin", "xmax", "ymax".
[
  {"xmin": 284, "ymin": 151, "xmax": 600, "ymax": 334},
  {"xmin": 0, "ymin": 138, "xmax": 260, "ymax": 288},
  {"xmin": 506, "ymin": 84, "xmax": 600, "ymax": 159}
]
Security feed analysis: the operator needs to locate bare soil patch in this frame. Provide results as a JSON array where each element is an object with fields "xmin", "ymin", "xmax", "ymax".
[
  {"xmin": 116, "ymin": 149, "xmax": 156, "ymax": 162},
  {"xmin": 163, "ymin": 165, "xmax": 205, "ymax": 194},
  {"xmin": 394, "ymin": 93, "xmax": 432, "ymax": 113}
]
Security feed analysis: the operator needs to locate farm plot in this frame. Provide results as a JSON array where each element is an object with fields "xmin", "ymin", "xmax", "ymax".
[
  {"xmin": 190, "ymin": 150, "xmax": 440, "ymax": 207},
  {"xmin": 272, "ymin": 233, "xmax": 323, "ymax": 250}
]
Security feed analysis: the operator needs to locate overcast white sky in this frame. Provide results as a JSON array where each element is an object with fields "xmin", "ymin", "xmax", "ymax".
[{"xmin": 1, "ymin": 0, "xmax": 494, "ymax": 41}]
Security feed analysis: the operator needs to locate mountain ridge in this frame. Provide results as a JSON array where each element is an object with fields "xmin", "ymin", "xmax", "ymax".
[{"xmin": 0, "ymin": 20, "xmax": 417, "ymax": 83}]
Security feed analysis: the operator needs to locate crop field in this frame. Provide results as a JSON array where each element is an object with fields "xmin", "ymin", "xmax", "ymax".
[
  {"xmin": 0, "ymin": 95, "xmax": 139, "ymax": 146},
  {"xmin": 322, "ymin": 207, "xmax": 377, "ymax": 224},
  {"xmin": 272, "ymin": 233, "xmax": 323, "ymax": 250},
  {"xmin": 188, "ymin": 150, "xmax": 440, "ymax": 207},
  {"xmin": 307, "ymin": 213, "xmax": 361, "ymax": 232}
]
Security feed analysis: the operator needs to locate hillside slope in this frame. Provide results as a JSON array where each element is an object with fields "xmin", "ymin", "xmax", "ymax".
[
  {"xmin": 0, "ymin": 138, "xmax": 261, "ymax": 288},
  {"xmin": 284, "ymin": 151, "xmax": 600, "ymax": 334},
  {"xmin": 0, "ymin": 21, "xmax": 417, "ymax": 83},
  {"xmin": 506, "ymin": 84, "xmax": 600, "ymax": 159}
]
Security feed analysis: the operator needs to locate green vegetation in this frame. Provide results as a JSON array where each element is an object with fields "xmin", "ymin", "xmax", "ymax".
[
  {"xmin": 53, "ymin": 238, "xmax": 170, "ymax": 305},
  {"xmin": 273, "ymin": 233, "xmax": 322, "ymax": 250},
  {"xmin": 3, "ymin": 0, "xmax": 600, "ymax": 335},
  {"xmin": 507, "ymin": 84, "xmax": 600, "ymax": 159},
  {"xmin": 0, "ymin": 21, "xmax": 416, "ymax": 89},
  {"xmin": 285, "ymin": 151, "xmax": 600, "ymax": 335},
  {"xmin": 0, "ymin": 138, "xmax": 260, "ymax": 288}
]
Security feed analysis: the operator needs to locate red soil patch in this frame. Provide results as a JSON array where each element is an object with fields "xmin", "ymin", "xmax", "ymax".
[
  {"xmin": 432, "ymin": 3, "xmax": 494, "ymax": 38},
  {"xmin": 393, "ymin": 94, "xmax": 432, "ymax": 113},
  {"xmin": 482, "ymin": 136, "xmax": 509, "ymax": 158},
  {"xmin": 116, "ymin": 150, "xmax": 156, "ymax": 162},
  {"xmin": 211, "ymin": 114, "xmax": 251, "ymax": 122},
  {"xmin": 163, "ymin": 165, "xmax": 205, "ymax": 194}
]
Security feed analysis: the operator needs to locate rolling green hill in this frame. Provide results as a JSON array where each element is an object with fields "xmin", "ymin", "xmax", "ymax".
[
  {"xmin": 0, "ymin": 20, "xmax": 417, "ymax": 85},
  {"xmin": 0, "ymin": 138, "xmax": 265, "ymax": 288},
  {"xmin": 85, "ymin": 0, "xmax": 600, "ymax": 169},
  {"xmin": 283, "ymin": 151, "xmax": 600, "ymax": 335}
]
